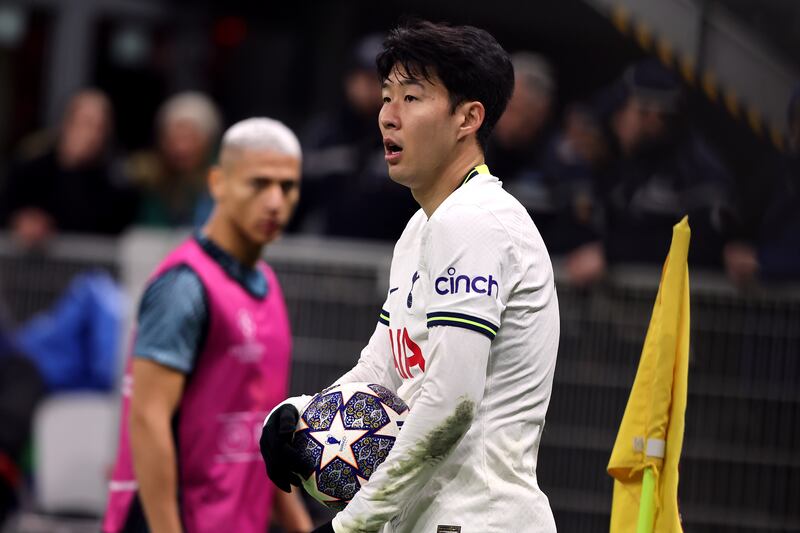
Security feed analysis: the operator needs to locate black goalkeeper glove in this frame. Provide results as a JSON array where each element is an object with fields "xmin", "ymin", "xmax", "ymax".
[
  {"xmin": 311, "ymin": 521, "xmax": 335, "ymax": 533},
  {"xmin": 259, "ymin": 403, "xmax": 312, "ymax": 492}
]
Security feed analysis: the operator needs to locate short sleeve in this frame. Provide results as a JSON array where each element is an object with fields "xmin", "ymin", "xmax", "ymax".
[
  {"xmin": 423, "ymin": 204, "xmax": 515, "ymax": 340},
  {"xmin": 133, "ymin": 266, "xmax": 208, "ymax": 374}
]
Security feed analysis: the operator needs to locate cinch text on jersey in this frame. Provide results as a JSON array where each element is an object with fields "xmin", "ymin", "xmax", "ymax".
[{"xmin": 435, "ymin": 268, "xmax": 499, "ymax": 297}]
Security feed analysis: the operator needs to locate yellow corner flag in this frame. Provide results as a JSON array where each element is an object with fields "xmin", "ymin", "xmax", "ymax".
[{"xmin": 608, "ymin": 216, "xmax": 691, "ymax": 533}]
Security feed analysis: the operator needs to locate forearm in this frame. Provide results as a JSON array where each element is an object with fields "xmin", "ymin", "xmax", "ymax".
[
  {"xmin": 272, "ymin": 487, "xmax": 313, "ymax": 533},
  {"xmin": 334, "ymin": 328, "xmax": 489, "ymax": 532},
  {"xmin": 130, "ymin": 411, "xmax": 182, "ymax": 533}
]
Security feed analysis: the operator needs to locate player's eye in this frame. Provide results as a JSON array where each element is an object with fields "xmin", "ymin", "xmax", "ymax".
[
  {"xmin": 383, "ymin": 96, "xmax": 391, "ymax": 103},
  {"xmin": 251, "ymin": 178, "xmax": 268, "ymax": 190},
  {"xmin": 404, "ymin": 95, "xmax": 417, "ymax": 102},
  {"xmin": 280, "ymin": 181, "xmax": 297, "ymax": 194}
]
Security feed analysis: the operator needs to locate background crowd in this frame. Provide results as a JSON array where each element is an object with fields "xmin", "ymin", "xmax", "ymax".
[{"xmin": 1, "ymin": 26, "xmax": 797, "ymax": 286}]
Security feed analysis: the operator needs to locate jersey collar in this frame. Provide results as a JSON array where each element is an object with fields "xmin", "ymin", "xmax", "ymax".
[
  {"xmin": 459, "ymin": 164, "xmax": 490, "ymax": 188},
  {"xmin": 193, "ymin": 232, "xmax": 268, "ymax": 299}
]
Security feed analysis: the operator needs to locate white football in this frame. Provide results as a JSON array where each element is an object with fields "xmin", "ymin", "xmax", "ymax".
[{"xmin": 292, "ymin": 382, "xmax": 409, "ymax": 510}]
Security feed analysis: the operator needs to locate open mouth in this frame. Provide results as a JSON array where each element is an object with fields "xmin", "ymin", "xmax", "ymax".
[{"xmin": 384, "ymin": 140, "xmax": 403, "ymax": 155}]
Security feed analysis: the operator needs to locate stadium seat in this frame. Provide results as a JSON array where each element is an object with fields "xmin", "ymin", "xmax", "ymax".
[{"xmin": 32, "ymin": 393, "xmax": 118, "ymax": 516}]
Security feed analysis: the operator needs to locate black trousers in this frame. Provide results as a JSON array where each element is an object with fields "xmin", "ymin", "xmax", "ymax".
[{"xmin": 0, "ymin": 354, "xmax": 45, "ymax": 525}]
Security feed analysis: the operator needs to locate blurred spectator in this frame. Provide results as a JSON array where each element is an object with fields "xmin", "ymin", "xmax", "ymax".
[
  {"xmin": 488, "ymin": 52, "xmax": 602, "ymax": 256},
  {"xmin": 563, "ymin": 59, "xmax": 734, "ymax": 285},
  {"xmin": 16, "ymin": 271, "xmax": 125, "ymax": 392},
  {"xmin": 724, "ymin": 84, "xmax": 800, "ymax": 284},
  {"xmin": 127, "ymin": 92, "xmax": 221, "ymax": 227},
  {"xmin": 537, "ymin": 105, "xmax": 607, "ymax": 257},
  {"xmin": 488, "ymin": 52, "xmax": 555, "ymax": 183},
  {"xmin": 295, "ymin": 34, "xmax": 417, "ymax": 240},
  {"xmin": 0, "ymin": 270, "xmax": 123, "ymax": 525},
  {"xmin": 0, "ymin": 320, "xmax": 45, "ymax": 527},
  {"xmin": 1, "ymin": 89, "xmax": 138, "ymax": 247}
]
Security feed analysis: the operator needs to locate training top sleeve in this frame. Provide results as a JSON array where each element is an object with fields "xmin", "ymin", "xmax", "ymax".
[
  {"xmin": 423, "ymin": 202, "xmax": 517, "ymax": 341},
  {"xmin": 133, "ymin": 266, "xmax": 208, "ymax": 374}
]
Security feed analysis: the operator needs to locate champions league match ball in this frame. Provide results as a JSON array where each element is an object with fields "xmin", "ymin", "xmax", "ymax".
[{"xmin": 292, "ymin": 382, "xmax": 409, "ymax": 510}]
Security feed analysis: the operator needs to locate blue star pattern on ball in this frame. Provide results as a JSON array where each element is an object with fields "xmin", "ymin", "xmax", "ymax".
[
  {"xmin": 292, "ymin": 382, "xmax": 409, "ymax": 509},
  {"xmin": 343, "ymin": 392, "xmax": 390, "ymax": 430},
  {"xmin": 351, "ymin": 435, "xmax": 395, "ymax": 479},
  {"xmin": 303, "ymin": 391, "xmax": 343, "ymax": 431},
  {"xmin": 368, "ymin": 383, "xmax": 409, "ymax": 415}
]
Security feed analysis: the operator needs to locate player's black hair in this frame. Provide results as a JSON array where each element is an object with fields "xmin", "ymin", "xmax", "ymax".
[{"xmin": 376, "ymin": 19, "xmax": 514, "ymax": 151}]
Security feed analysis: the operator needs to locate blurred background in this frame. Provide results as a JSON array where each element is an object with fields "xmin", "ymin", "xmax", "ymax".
[{"xmin": 0, "ymin": 0, "xmax": 798, "ymax": 532}]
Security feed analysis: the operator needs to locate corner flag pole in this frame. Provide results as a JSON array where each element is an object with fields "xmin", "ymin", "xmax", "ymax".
[{"xmin": 636, "ymin": 466, "xmax": 656, "ymax": 533}]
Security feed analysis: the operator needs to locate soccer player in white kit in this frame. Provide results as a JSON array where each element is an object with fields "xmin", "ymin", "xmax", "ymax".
[{"xmin": 262, "ymin": 20, "xmax": 559, "ymax": 533}]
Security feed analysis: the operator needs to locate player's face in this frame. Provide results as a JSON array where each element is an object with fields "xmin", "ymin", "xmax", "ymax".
[
  {"xmin": 614, "ymin": 97, "xmax": 669, "ymax": 155},
  {"xmin": 217, "ymin": 149, "xmax": 301, "ymax": 246},
  {"xmin": 379, "ymin": 66, "xmax": 462, "ymax": 187}
]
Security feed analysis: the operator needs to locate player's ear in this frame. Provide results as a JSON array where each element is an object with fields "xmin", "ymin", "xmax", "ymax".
[
  {"xmin": 456, "ymin": 101, "xmax": 485, "ymax": 141},
  {"xmin": 208, "ymin": 165, "xmax": 225, "ymax": 202}
]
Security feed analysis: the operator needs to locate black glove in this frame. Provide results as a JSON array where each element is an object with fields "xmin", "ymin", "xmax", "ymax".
[
  {"xmin": 259, "ymin": 403, "xmax": 312, "ymax": 492},
  {"xmin": 311, "ymin": 521, "xmax": 335, "ymax": 533}
]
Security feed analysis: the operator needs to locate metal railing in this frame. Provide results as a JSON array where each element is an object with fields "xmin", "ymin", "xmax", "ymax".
[
  {"xmin": 545, "ymin": 278, "xmax": 800, "ymax": 532},
  {"xmin": 0, "ymin": 231, "xmax": 798, "ymax": 532}
]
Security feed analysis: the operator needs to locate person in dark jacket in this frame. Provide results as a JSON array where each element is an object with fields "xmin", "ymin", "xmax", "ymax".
[
  {"xmin": 2, "ymin": 89, "xmax": 138, "ymax": 246},
  {"xmin": 0, "ymin": 318, "xmax": 45, "ymax": 527},
  {"xmin": 561, "ymin": 59, "xmax": 734, "ymax": 284},
  {"xmin": 295, "ymin": 34, "xmax": 418, "ymax": 240},
  {"xmin": 724, "ymin": 84, "xmax": 800, "ymax": 284}
]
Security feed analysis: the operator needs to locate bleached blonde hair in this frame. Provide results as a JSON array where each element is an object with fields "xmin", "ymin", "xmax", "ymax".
[{"xmin": 221, "ymin": 117, "xmax": 301, "ymax": 160}]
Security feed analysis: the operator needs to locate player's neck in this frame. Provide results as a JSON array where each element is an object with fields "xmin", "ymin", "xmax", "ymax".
[
  {"xmin": 413, "ymin": 149, "xmax": 484, "ymax": 218},
  {"xmin": 202, "ymin": 213, "xmax": 262, "ymax": 267}
]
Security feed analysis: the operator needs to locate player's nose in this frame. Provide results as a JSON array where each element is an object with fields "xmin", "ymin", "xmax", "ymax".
[
  {"xmin": 379, "ymin": 103, "xmax": 399, "ymax": 131},
  {"xmin": 263, "ymin": 183, "xmax": 284, "ymax": 211}
]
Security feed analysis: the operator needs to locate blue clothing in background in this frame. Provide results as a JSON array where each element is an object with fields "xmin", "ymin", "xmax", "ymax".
[
  {"xmin": 133, "ymin": 233, "xmax": 268, "ymax": 374},
  {"xmin": 16, "ymin": 271, "xmax": 125, "ymax": 391}
]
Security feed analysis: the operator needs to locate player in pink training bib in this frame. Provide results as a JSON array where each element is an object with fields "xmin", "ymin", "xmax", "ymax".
[{"xmin": 103, "ymin": 118, "xmax": 312, "ymax": 533}]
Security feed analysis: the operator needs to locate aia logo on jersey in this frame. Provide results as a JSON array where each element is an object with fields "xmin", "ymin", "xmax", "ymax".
[
  {"xmin": 389, "ymin": 327, "xmax": 425, "ymax": 379},
  {"xmin": 435, "ymin": 267, "xmax": 499, "ymax": 298}
]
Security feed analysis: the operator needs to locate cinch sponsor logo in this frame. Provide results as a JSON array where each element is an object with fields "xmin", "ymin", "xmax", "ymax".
[{"xmin": 435, "ymin": 267, "xmax": 498, "ymax": 297}]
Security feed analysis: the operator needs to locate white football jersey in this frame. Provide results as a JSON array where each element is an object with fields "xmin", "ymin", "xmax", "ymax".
[{"xmin": 333, "ymin": 165, "xmax": 559, "ymax": 533}]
